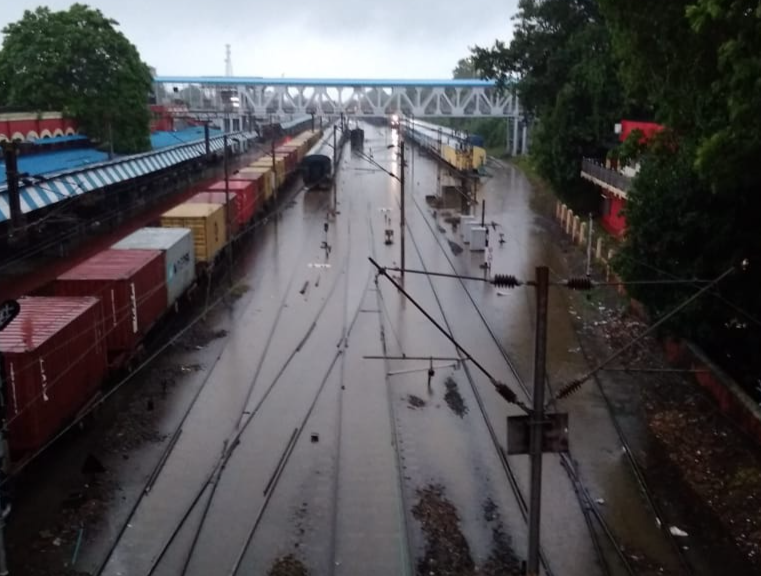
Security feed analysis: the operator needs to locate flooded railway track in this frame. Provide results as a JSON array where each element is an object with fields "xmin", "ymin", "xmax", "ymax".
[{"xmin": 96, "ymin": 189, "xmax": 338, "ymax": 576}]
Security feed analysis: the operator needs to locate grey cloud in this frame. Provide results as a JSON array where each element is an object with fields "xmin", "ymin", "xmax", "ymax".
[{"xmin": 2, "ymin": 0, "xmax": 515, "ymax": 77}]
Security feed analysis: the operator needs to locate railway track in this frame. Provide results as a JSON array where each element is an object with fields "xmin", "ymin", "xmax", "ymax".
[
  {"xmin": 228, "ymin": 195, "xmax": 378, "ymax": 575},
  {"xmin": 390, "ymin": 179, "xmax": 557, "ymax": 576},
  {"xmin": 96, "ymin": 186, "xmax": 336, "ymax": 576},
  {"xmin": 402, "ymin": 149, "xmax": 695, "ymax": 576}
]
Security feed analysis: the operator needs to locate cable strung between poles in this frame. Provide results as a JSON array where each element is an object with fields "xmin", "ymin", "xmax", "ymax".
[{"xmin": 369, "ymin": 257, "xmax": 530, "ymax": 413}]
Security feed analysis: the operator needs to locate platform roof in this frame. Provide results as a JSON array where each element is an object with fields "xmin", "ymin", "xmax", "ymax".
[{"xmin": 0, "ymin": 131, "xmax": 255, "ymax": 223}]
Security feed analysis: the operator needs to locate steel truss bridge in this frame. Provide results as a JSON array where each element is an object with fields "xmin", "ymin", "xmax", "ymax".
[
  {"xmin": 154, "ymin": 76, "xmax": 521, "ymax": 120},
  {"xmin": 153, "ymin": 76, "xmax": 528, "ymax": 154}
]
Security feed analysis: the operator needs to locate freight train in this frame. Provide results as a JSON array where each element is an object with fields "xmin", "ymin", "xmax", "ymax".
[
  {"xmin": 301, "ymin": 123, "xmax": 348, "ymax": 190},
  {"xmin": 401, "ymin": 117, "xmax": 487, "ymax": 173},
  {"xmin": 258, "ymin": 115, "xmax": 314, "ymax": 142},
  {"xmin": 0, "ymin": 125, "xmax": 332, "ymax": 464}
]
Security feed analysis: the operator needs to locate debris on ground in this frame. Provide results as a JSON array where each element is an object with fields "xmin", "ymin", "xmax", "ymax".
[
  {"xmin": 436, "ymin": 224, "xmax": 447, "ymax": 233},
  {"xmin": 101, "ymin": 390, "xmax": 167, "ymax": 454},
  {"xmin": 447, "ymin": 240, "xmax": 464, "ymax": 255},
  {"xmin": 558, "ymin": 226, "xmax": 761, "ymax": 572},
  {"xmin": 444, "ymin": 377, "xmax": 468, "ymax": 417},
  {"xmin": 176, "ymin": 322, "xmax": 228, "ymax": 351},
  {"xmin": 229, "ymin": 282, "xmax": 251, "ymax": 299},
  {"xmin": 412, "ymin": 484, "xmax": 475, "ymax": 576},
  {"xmin": 267, "ymin": 553, "xmax": 309, "ymax": 576},
  {"xmin": 481, "ymin": 498, "xmax": 523, "ymax": 576},
  {"xmin": 407, "ymin": 394, "xmax": 426, "ymax": 409}
]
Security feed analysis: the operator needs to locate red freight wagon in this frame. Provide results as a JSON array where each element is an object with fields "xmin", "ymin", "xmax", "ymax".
[
  {"xmin": 187, "ymin": 191, "xmax": 240, "ymax": 239},
  {"xmin": 52, "ymin": 249, "xmax": 166, "ymax": 363},
  {"xmin": 0, "ymin": 297, "xmax": 108, "ymax": 456},
  {"xmin": 206, "ymin": 179, "xmax": 259, "ymax": 225}
]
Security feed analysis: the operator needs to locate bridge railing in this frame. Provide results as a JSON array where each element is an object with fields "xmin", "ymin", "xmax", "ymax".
[{"xmin": 581, "ymin": 158, "xmax": 632, "ymax": 194}]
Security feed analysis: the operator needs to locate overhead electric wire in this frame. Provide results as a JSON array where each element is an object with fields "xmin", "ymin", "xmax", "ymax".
[
  {"xmin": 554, "ymin": 265, "xmax": 737, "ymax": 401},
  {"xmin": 369, "ymin": 257, "xmax": 529, "ymax": 412},
  {"xmin": 2, "ymin": 166, "xmax": 321, "ymax": 490},
  {"xmin": 398, "ymin": 141, "xmax": 693, "ymax": 575}
]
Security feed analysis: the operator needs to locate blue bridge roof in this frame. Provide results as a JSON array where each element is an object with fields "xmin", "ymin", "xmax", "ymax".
[{"xmin": 154, "ymin": 76, "xmax": 497, "ymax": 88}]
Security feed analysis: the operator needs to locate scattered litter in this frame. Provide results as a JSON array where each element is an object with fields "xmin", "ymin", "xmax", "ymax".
[
  {"xmin": 447, "ymin": 240, "xmax": 464, "ymax": 255},
  {"xmin": 595, "ymin": 498, "xmax": 605, "ymax": 505},
  {"xmin": 568, "ymin": 347, "xmax": 581, "ymax": 354},
  {"xmin": 267, "ymin": 553, "xmax": 308, "ymax": 576},
  {"xmin": 669, "ymin": 526, "xmax": 689, "ymax": 537},
  {"xmin": 444, "ymin": 377, "xmax": 468, "ymax": 417},
  {"xmin": 497, "ymin": 291, "xmax": 510, "ymax": 297},
  {"xmin": 310, "ymin": 433, "xmax": 319, "ymax": 443},
  {"xmin": 408, "ymin": 394, "xmax": 426, "ymax": 409},
  {"xmin": 52, "ymin": 538, "xmax": 61, "ymax": 547},
  {"xmin": 436, "ymin": 225, "xmax": 446, "ymax": 234}
]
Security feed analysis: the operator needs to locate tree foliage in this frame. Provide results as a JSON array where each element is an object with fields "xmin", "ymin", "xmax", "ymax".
[
  {"xmin": 600, "ymin": 0, "xmax": 761, "ymax": 349},
  {"xmin": 473, "ymin": 0, "xmax": 761, "ymax": 387},
  {"xmin": 0, "ymin": 4, "xmax": 153, "ymax": 153},
  {"xmin": 472, "ymin": 0, "xmax": 625, "ymax": 195}
]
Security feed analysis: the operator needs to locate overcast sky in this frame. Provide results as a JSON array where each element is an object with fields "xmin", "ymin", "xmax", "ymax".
[{"xmin": 1, "ymin": 1, "xmax": 517, "ymax": 78}]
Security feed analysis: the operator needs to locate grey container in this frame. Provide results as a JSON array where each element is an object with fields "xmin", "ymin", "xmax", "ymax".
[{"xmin": 113, "ymin": 227, "xmax": 196, "ymax": 307}]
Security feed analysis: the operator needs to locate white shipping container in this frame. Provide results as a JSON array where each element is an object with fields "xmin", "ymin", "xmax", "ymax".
[{"xmin": 113, "ymin": 227, "xmax": 196, "ymax": 307}]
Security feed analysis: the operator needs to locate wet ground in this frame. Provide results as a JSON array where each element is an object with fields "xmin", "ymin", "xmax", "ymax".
[{"xmin": 5, "ymin": 125, "xmax": 730, "ymax": 576}]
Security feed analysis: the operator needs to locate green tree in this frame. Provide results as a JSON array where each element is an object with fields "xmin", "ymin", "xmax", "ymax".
[
  {"xmin": 601, "ymin": 0, "xmax": 761, "ymax": 385},
  {"xmin": 472, "ymin": 0, "xmax": 625, "ymax": 195},
  {"xmin": 0, "ymin": 4, "xmax": 153, "ymax": 153}
]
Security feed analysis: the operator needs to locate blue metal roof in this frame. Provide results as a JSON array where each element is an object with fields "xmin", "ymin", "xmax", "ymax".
[
  {"xmin": 154, "ymin": 76, "xmax": 497, "ymax": 88},
  {"xmin": 0, "ymin": 132, "xmax": 255, "ymax": 223},
  {"xmin": 32, "ymin": 134, "xmax": 89, "ymax": 145},
  {"xmin": 0, "ymin": 148, "xmax": 110, "ymax": 185},
  {"xmin": 151, "ymin": 127, "xmax": 223, "ymax": 149}
]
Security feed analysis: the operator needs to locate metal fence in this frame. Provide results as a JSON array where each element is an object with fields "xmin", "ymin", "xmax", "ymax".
[{"xmin": 581, "ymin": 158, "xmax": 632, "ymax": 193}]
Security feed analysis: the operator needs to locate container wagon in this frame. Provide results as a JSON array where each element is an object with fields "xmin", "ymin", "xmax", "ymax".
[
  {"xmin": 0, "ymin": 297, "xmax": 108, "ymax": 457},
  {"xmin": 229, "ymin": 170, "xmax": 272, "ymax": 207},
  {"xmin": 160, "ymin": 203, "xmax": 227, "ymax": 265},
  {"xmin": 51, "ymin": 249, "xmax": 167, "ymax": 365},
  {"xmin": 112, "ymin": 228, "xmax": 196, "ymax": 309},
  {"xmin": 205, "ymin": 179, "xmax": 260, "ymax": 226},
  {"xmin": 187, "ymin": 191, "xmax": 240, "ymax": 241}
]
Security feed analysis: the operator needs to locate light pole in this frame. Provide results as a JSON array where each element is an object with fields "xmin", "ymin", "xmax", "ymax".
[
  {"xmin": 400, "ymin": 140, "xmax": 406, "ymax": 278},
  {"xmin": 222, "ymin": 134, "xmax": 234, "ymax": 286},
  {"xmin": 383, "ymin": 140, "xmax": 406, "ymax": 277}
]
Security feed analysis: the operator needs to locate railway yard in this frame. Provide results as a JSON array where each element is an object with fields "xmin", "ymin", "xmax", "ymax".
[{"xmin": 1, "ymin": 121, "xmax": 759, "ymax": 576}]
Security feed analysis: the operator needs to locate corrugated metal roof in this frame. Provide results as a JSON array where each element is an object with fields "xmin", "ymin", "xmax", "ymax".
[
  {"xmin": 32, "ymin": 134, "xmax": 89, "ymax": 145},
  {"xmin": 58, "ymin": 248, "xmax": 164, "ymax": 281},
  {"xmin": 112, "ymin": 227, "xmax": 191, "ymax": 251},
  {"xmin": 151, "ymin": 127, "xmax": 224, "ymax": 149},
  {"xmin": 0, "ymin": 296, "xmax": 100, "ymax": 352},
  {"xmin": 162, "ymin": 203, "xmax": 222, "ymax": 218},
  {"xmin": 206, "ymin": 180, "xmax": 254, "ymax": 191},
  {"xmin": 0, "ymin": 148, "xmax": 110, "ymax": 185},
  {"xmin": 0, "ymin": 131, "xmax": 256, "ymax": 223}
]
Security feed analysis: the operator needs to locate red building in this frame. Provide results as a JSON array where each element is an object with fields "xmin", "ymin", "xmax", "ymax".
[
  {"xmin": 0, "ymin": 112, "xmax": 78, "ymax": 143},
  {"xmin": 581, "ymin": 120, "xmax": 664, "ymax": 238}
]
